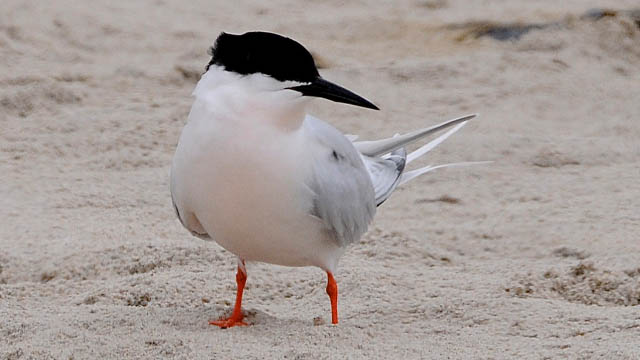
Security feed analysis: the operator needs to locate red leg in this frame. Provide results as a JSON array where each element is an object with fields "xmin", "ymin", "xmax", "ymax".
[
  {"xmin": 326, "ymin": 272, "xmax": 338, "ymax": 324},
  {"xmin": 210, "ymin": 262, "xmax": 248, "ymax": 328}
]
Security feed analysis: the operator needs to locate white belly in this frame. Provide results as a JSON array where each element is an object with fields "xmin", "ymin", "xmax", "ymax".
[{"xmin": 171, "ymin": 105, "xmax": 343, "ymax": 271}]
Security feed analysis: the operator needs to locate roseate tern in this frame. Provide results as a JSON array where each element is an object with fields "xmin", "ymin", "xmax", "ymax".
[{"xmin": 170, "ymin": 31, "xmax": 483, "ymax": 328}]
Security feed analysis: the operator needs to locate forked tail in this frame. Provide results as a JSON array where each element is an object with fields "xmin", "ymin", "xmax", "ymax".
[{"xmin": 357, "ymin": 114, "xmax": 490, "ymax": 205}]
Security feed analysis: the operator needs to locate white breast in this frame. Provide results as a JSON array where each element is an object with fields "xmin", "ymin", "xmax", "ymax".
[{"xmin": 171, "ymin": 89, "xmax": 344, "ymax": 272}]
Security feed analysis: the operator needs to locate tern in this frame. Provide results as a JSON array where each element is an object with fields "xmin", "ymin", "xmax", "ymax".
[{"xmin": 170, "ymin": 31, "xmax": 482, "ymax": 328}]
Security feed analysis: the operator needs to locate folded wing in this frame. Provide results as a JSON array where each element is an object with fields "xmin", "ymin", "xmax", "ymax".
[{"xmin": 304, "ymin": 116, "xmax": 376, "ymax": 247}]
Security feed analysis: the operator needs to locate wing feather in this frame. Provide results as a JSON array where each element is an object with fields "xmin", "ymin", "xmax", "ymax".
[{"xmin": 304, "ymin": 116, "xmax": 376, "ymax": 247}]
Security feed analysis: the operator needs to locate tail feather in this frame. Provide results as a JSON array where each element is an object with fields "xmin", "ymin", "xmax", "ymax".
[
  {"xmin": 406, "ymin": 120, "xmax": 469, "ymax": 164},
  {"xmin": 354, "ymin": 114, "xmax": 476, "ymax": 157},
  {"xmin": 355, "ymin": 113, "xmax": 488, "ymax": 206},
  {"xmin": 374, "ymin": 148, "xmax": 406, "ymax": 206}
]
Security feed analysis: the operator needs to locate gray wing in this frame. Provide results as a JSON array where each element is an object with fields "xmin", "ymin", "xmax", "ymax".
[
  {"xmin": 305, "ymin": 114, "xmax": 477, "ymax": 247},
  {"xmin": 364, "ymin": 147, "xmax": 406, "ymax": 206},
  {"xmin": 304, "ymin": 116, "xmax": 376, "ymax": 247},
  {"xmin": 304, "ymin": 116, "xmax": 406, "ymax": 247}
]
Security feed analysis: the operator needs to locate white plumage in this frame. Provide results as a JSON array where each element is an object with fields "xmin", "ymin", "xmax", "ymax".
[
  {"xmin": 170, "ymin": 31, "xmax": 484, "ymax": 327},
  {"xmin": 171, "ymin": 67, "xmax": 478, "ymax": 273}
]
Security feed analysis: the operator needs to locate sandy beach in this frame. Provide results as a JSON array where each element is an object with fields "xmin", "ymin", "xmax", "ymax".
[{"xmin": 2, "ymin": 0, "xmax": 640, "ymax": 358}]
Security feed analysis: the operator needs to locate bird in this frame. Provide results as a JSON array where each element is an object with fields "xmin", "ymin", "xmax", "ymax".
[{"xmin": 170, "ymin": 31, "xmax": 483, "ymax": 328}]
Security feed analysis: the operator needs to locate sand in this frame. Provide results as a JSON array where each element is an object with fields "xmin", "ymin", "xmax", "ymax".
[{"xmin": 2, "ymin": 0, "xmax": 640, "ymax": 358}]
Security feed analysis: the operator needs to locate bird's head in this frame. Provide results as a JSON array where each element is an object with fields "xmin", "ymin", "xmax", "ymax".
[{"xmin": 204, "ymin": 31, "xmax": 379, "ymax": 111}]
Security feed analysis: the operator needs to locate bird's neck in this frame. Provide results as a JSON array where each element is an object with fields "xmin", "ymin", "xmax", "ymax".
[{"xmin": 194, "ymin": 68, "xmax": 309, "ymax": 132}]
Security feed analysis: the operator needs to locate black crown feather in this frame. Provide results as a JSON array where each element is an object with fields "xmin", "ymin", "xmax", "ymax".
[{"xmin": 206, "ymin": 32, "xmax": 320, "ymax": 83}]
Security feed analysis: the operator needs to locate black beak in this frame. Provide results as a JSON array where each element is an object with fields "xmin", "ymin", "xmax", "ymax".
[{"xmin": 288, "ymin": 77, "xmax": 379, "ymax": 110}]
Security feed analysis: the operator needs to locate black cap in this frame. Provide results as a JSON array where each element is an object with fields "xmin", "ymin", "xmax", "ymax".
[{"xmin": 206, "ymin": 31, "xmax": 378, "ymax": 110}]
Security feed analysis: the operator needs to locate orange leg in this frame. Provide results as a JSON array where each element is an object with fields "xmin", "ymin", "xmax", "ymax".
[
  {"xmin": 209, "ymin": 262, "xmax": 248, "ymax": 328},
  {"xmin": 326, "ymin": 272, "xmax": 338, "ymax": 324}
]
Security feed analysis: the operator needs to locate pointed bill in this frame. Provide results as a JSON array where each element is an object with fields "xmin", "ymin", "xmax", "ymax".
[{"xmin": 288, "ymin": 77, "xmax": 379, "ymax": 110}]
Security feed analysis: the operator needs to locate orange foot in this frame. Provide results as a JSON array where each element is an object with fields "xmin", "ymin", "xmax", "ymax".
[
  {"xmin": 209, "ymin": 317, "xmax": 248, "ymax": 329},
  {"xmin": 210, "ymin": 263, "xmax": 249, "ymax": 329}
]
